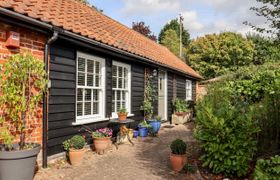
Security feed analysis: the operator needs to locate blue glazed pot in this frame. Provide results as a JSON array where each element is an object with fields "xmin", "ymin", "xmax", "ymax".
[
  {"xmin": 133, "ymin": 130, "xmax": 139, "ymax": 138},
  {"xmin": 138, "ymin": 127, "xmax": 148, "ymax": 137},
  {"xmin": 148, "ymin": 121, "xmax": 161, "ymax": 133}
]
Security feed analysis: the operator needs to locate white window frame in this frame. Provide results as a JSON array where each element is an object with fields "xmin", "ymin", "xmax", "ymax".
[
  {"xmin": 111, "ymin": 61, "xmax": 132, "ymax": 118},
  {"xmin": 186, "ymin": 79, "xmax": 192, "ymax": 101},
  {"xmin": 74, "ymin": 52, "xmax": 106, "ymax": 125}
]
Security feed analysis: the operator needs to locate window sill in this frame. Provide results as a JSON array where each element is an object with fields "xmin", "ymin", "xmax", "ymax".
[{"xmin": 72, "ymin": 117, "xmax": 110, "ymax": 126}]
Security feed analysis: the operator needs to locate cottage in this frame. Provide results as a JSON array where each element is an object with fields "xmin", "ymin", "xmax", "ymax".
[{"xmin": 0, "ymin": 0, "xmax": 202, "ymax": 167}]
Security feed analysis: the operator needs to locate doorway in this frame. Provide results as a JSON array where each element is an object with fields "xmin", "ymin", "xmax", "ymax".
[{"xmin": 158, "ymin": 70, "xmax": 167, "ymax": 120}]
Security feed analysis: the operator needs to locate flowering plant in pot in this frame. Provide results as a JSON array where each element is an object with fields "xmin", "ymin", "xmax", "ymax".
[
  {"xmin": 138, "ymin": 120, "xmax": 152, "ymax": 137},
  {"xmin": 63, "ymin": 135, "xmax": 86, "ymax": 166},
  {"xmin": 117, "ymin": 107, "xmax": 128, "ymax": 121},
  {"xmin": 92, "ymin": 128, "xmax": 113, "ymax": 155},
  {"xmin": 172, "ymin": 98, "xmax": 192, "ymax": 124},
  {"xmin": 0, "ymin": 53, "xmax": 47, "ymax": 180},
  {"xmin": 170, "ymin": 139, "xmax": 187, "ymax": 172}
]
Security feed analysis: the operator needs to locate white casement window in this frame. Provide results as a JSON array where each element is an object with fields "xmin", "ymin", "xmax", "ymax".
[
  {"xmin": 112, "ymin": 61, "xmax": 131, "ymax": 118},
  {"xmin": 186, "ymin": 80, "xmax": 192, "ymax": 101},
  {"xmin": 76, "ymin": 52, "xmax": 105, "ymax": 123}
]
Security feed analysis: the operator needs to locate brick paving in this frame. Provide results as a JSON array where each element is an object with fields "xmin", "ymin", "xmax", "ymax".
[{"xmin": 34, "ymin": 123, "xmax": 203, "ymax": 180}]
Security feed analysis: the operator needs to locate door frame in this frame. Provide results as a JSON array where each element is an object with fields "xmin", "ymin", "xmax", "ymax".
[{"xmin": 158, "ymin": 70, "xmax": 168, "ymax": 120}]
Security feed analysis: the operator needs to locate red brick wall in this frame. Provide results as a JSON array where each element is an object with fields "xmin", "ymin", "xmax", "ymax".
[{"xmin": 0, "ymin": 21, "xmax": 47, "ymax": 145}]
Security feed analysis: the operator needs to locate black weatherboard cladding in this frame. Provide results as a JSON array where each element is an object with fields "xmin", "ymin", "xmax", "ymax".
[
  {"xmin": 48, "ymin": 41, "xmax": 108, "ymax": 156},
  {"xmin": 167, "ymin": 72, "xmax": 174, "ymax": 120},
  {"xmin": 176, "ymin": 75, "xmax": 186, "ymax": 100}
]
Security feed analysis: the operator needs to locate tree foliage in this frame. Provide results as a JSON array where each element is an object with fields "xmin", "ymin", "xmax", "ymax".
[
  {"xmin": 0, "ymin": 53, "xmax": 47, "ymax": 149},
  {"xmin": 186, "ymin": 32, "xmax": 255, "ymax": 79},
  {"xmin": 132, "ymin": 21, "xmax": 157, "ymax": 41},
  {"xmin": 245, "ymin": 0, "xmax": 280, "ymax": 40},
  {"xmin": 161, "ymin": 29, "xmax": 180, "ymax": 56},
  {"xmin": 159, "ymin": 19, "xmax": 190, "ymax": 46},
  {"xmin": 246, "ymin": 33, "xmax": 280, "ymax": 64}
]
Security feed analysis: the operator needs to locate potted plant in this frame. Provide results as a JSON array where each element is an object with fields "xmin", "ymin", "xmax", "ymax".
[
  {"xmin": 171, "ymin": 98, "xmax": 192, "ymax": 124},
  {"xmin": 170, "ymin": 139, "xmax": 187, "ymax": 172},
  {"xmin": 117, "ymin": 107, "xmax": 128, "ymax": 121},
  {"xmin": 92, "ymin": 128, "xmax": 112, "ymax": 155},
  {"xmin": 138, "ymin": 121, "xmax": 152, "ymax": 137},
  {"xmin": 148, "ymin": 115, "xmax": 162, "ymax": 134},
  {"xmin": 0, "ymin": 53, "xmax": 47, "ymax": 180},
  {"xmin": 63, "ymin": 135, "xmax": 86, "ymax": 166}
]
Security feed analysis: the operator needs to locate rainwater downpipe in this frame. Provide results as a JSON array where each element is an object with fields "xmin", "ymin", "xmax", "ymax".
[{"xmin": 43, "ymin": 31, "xmax": 58, "ymax": 168}]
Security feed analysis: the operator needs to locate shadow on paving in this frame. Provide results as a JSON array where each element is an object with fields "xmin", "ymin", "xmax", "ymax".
[{"xmin": 134, "ymin": 124, "xmax": 196, "ymax": 179}]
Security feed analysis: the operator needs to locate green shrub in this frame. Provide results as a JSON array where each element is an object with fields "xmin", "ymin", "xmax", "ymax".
[
  {"xmin": 63, "ymin": 135, "xmax": 85, "ymax": 151},
  {"xmin": 253, "ymin": 155, "xmax": 280, "ymax": 180},
  {"xmin": 194, "ymin": 85, "xmax": 259, "ymax": 176},
  {"xmin": 172, "ymin": 98, "xmax": 189, "ymax": 113},
  {"xmin": 170, "ymin": 139, "xmax": 187, "ymax": 155}
]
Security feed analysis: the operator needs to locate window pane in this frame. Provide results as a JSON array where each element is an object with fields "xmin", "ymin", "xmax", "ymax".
[
  {"xmin": 112, "ymin": 77, "xmax": 117, "ymax": 88},
  {"xmin": 87, "ymin": 74, "xmax": 93, "ymax": 86},
  {"xmin": 112, "ymin": 90, "xmax": 115, "ymax": 101},
  {"xmin": 124, "ymin": 79, "xmax": 127, "ymax": 89},
  {"xmin": 78, "ymin": 72, "xmax": 85, "ymax": 86},
  {"xmin": 84, "ymin": 102, "xmax": 91, "ymax": 115},
  {"xmin": 117, "ymin": 101, "xmax": 121, "ymax": 112},
  {"xmin": 78, "ymin": 58, "xmax": 85, "ymax": 72},
  {"xmin": 95, "ymin": 61, "xmax": 100, "ymax": 74},
  {"xmin": 122, "ymin": 91, "xmax": 126, "ymax": 100},
  {"xmin": 87, "ymin": 60, "xmax": 94, "ymax": 73},
  {"xmin": 77, "ymin": 88, "xmax": 83, "ymax": 101},
  {"xmin": 118, "ymin": 66, "xmax": 123, "ymax": 77},
  {"xmin": 117, "ymin": 91, "xmax": 121, "ymax": 101},
  {"xmin": 95, "ymin": 75, "xmax": 100, "ymax": 87},
  {"xmin": 121, "ymin": 101, "xmax": 125, "ymax": 109},
  {"xmin": 77, "ymin": 102, "xmax": 83, "ymax": 116},
  {"xmin": 112, "ymin": 65, "xmax": 117, "ymax": 77},
  {"xmin": 85, "ymin": 89, "xmax": 92, "ymax": 101},
  {"xmin": 93, "ymin": 102, "xmax": 99, "ymax": 114},
  {"xmin": 118, "ymin": 78, "xmax": 122, "ymax": 88},
  {"xmin": 93, "ymin": 89, "xmax": 98, "ymax": 101}
]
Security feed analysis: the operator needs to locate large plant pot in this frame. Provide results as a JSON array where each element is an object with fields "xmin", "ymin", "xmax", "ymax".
[
  {"xmin": 148, "ymin": 121, "xmax": 161, "ymax": 133},
  {"xmin": 68, "ymin": 148, "xmax": 85, "ymax": 166},
  {"xmin": 172, "ymin": 112, "xmax": 192, "ymax": 124},
  {"xmin": 138, "ymin": 127, "xmax": 148, "ymax": 137},
  {"xmin": 0, "ymin": 143, "xmax": 40, "ymax": 180},
  {"xmin": 93, "ymin": 137, "xmax": 111, "ymax": 155},
  {"xmin": 170, "ymin": 153, "xmax": 187, "ymax": 172}
]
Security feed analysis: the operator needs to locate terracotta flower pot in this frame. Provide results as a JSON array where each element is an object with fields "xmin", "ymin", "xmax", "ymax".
[
  {"xmin": 118, "ymin": 112, "xmax": 128, "ymax": 121},
  {"xmin": 93, "ymin": 137, "xmax": 111, "ymax": 155},
  {"xmin": 170, "ymin": 153, "xmax": 187, "ymax": 172},
  {"xmin": 68, "ymin": 148, "xmax": 85, "ymax": 166}
]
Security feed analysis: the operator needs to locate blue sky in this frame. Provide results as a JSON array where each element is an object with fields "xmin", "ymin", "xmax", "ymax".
[{"xmin": 90, "ymin": 0, "xmax": 265, "ymax": 39}]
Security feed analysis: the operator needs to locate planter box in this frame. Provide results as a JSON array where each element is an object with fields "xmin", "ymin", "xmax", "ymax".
[{"xmin": 171, "ymin": 112, "xmax": 192, "ymax": 124}]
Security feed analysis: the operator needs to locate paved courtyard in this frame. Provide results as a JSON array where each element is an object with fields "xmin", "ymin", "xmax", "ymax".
[{"xmin": 34, "ymin": 123, "xmax": 202, "ymax": 180}]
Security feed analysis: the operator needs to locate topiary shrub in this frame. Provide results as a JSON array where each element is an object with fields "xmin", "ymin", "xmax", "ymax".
[
  {"xmin": 253, "ymin": 155, "xmax": 280, "ymax": 180},
  {"xmin": 194, "ymin": 84, "xmax": 259, "ymax": 177},
  {"xmin": 63, "ymin": 135, "xmax": 85, "ymax": 151},
  {"xmin": 170, "ymin": 139, "xmax": 187, "ymax": 155}
]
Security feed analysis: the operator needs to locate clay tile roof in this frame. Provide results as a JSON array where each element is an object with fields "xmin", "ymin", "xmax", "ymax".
[{"xmin": 0, "ymin": 0, "xmax": 202, "ymax": 79}]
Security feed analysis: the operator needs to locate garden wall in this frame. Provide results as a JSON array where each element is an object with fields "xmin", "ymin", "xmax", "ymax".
[{"xmin": 0, "ymin": 21, "xmax": 46, "ymax": 145}]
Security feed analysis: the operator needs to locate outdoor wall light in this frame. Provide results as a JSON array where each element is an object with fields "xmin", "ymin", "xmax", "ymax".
[{"xmin": 153, "ymin": 69, "xmax": 158, "ymax": 77}]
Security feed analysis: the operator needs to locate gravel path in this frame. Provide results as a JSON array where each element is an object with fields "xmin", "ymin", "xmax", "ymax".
[{"xmin": 34, "ymin": 123, "xmax": 203, "ymax": 180}]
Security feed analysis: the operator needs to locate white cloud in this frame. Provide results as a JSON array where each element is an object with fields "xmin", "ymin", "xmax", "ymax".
[
  {"xmin": 181, "ymin": 10, "xmax": 204, "ymax": 31},
  {"xmin": 121, "ymin": 0, "xmax": 181, "ymax": 16}
]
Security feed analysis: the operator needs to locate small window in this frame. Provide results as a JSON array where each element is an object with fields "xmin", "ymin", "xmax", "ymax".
[
  {"xmin": 186, "ymin": 80, "xmax": 192, "ymax": 101},
  {"xmin": 112, "ymin": 61, "xmax": 131, "ymax": 118},
  {"xmin": 76, "ymin": 52, "xmax": 105, "ymax": 123}
]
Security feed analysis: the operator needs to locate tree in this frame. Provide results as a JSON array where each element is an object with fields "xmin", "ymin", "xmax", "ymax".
[
  {"xmin": 132, "ymin": 22, "xmax": 157, "ymax": 41},
  {"xmin": 246, "ymin": 33, "xmax": 280, "ymax": 64},
  {"xmin": 159, "ymin": 19, "xmax": 190, "ymax": 46},
  {"xmin": 161, "ymin": 29, "xmax": 180, "ymax": 56},
  {"xmin": 186, "ymin": 32, "xmax": 255, "ymax": 79},
  {"xmin": 245, "ymin": 0, "xmax": 280, "ymax": 40}
]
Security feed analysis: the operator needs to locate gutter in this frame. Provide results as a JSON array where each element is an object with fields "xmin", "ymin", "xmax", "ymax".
[
  {"xmin": 42, "ymin": 31, "xmax": 58, "ymax": 168},
  {"xmin": 0, "ymin": 7, "xmax": 202, "ymax": 80}
]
